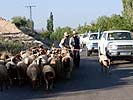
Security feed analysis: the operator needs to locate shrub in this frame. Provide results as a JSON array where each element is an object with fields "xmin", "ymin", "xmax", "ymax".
[{"xmin": 0, "ymin": 39, "xmax": 31, "ymax": 55}]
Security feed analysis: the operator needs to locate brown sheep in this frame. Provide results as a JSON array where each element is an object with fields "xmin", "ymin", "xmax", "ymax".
[
  {"xmin": 23, "ymin": 54, "xmax": 37, "ymax": 66},
  {"xmin": 42, "ymin": 65, "xmax": 55, "ymax": 90},
  {"xmin": 48, "ymin": 56, "xmax": 62, "ymax": 80},
  {"xmin": 62, "ymin": 53, "xmax": 73, "ymax": 79},
  {"xmin": 26, "ymin": 61, "xmax": 41, "ymax": 89},
  {"xmin": 0, "ymin": 52, "xmax": 10, "ymax": 61},
  {"xmin": 17, "ymin": 61, "xmax": 28, "ymax": 86}
]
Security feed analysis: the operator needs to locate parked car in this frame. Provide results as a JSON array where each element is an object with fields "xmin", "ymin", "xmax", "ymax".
[
  {"xmin": 98, "ymin": 30, "xmax": 133, "ymax": 61},
  {"xmin": 78, "ymin": 33, "xmax": 88, "ymax": 48},
  {"xmin": 86, "ymin": 32, "xmax": 101, "ymax": 56}
]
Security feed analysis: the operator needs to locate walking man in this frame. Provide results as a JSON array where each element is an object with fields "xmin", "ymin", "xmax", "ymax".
[
  {"xmin": 69, "ymin": 31, "xmax": 80, "ymax": 68},
  {"xmin": 59, "ymin": 32, "xmax": 70, "ymax": 54}
]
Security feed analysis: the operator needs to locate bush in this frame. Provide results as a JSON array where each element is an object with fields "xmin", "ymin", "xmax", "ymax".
[{"xmin": 0, "ymin": 39, "xmax": 32, "ymax": 55}]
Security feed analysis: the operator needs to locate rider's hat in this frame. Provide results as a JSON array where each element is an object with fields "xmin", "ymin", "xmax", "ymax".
[
  {"xmin": 72, "ymin": 31, "xmax": 77, "ymax": 35},
  {"xmin": 64, "ymin": 32, "xmax": 69, "ymax": 36}
]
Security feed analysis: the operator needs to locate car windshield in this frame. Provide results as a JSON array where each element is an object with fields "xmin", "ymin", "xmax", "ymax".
[
  {"xmin": 89, "ymin": 34, "xmax": 98, "ymax": 40},
  {"xmin": 107, "ymin": 32, "xmax": 132, "ymax": 40}
]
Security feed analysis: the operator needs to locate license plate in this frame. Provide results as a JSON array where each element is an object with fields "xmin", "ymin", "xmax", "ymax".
[{"xmin": 120, "ymin": 52, "xmax": 131, "ymax": 55}]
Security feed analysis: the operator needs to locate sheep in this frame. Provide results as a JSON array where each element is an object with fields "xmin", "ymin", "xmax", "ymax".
[
  {"xmin": 0, "ymin": 64, "xmax": 9, "ymax": 91},
  {"xmin": 0, "ymin": 60, "xmax": 6, "ymax": 65},
  {"xmin": 62, "ymin": 53, "xmax": 73, "ymax": 80},
  {"xmin": 56, "ymin": 53, "xmax": 64, "ymax": 79},
  {"xmin": 48, "ymin": 55, "xmax": 63, "ymax": 80},
  {"xmin": 99, "ymin": 55, "xmax": 111, "ymax": 74},
  {"xmin": 17, "ymin": 61, "xmax": 28, "ymax": 86},
  {"xmin": 5, "ymin": 56, "xmax": 19, "ymax": 86},
  {"xmin": 39, "ymin": 49, "xmax": 47, "ymax": 55},
  {"xmin": 31, "ymin": 57, "xmax": 48, "ymax": 87},
  {"xmin": 20, "ymin": 51, "xmax": 30, "ymax": 59},
  {"xmin": 0, "ymin": 52, "xmax": 10, "ymax": 61},
  {"xmin": 42, "ymin": 65, "xmax": 55, "ymax": 90},
  {"xmin": 23, "ymin": 54, "xmax": 37, "ymax": 66},
  {"xmin": 37, "ymin": 54, "xmax": 48, "ymax": 63},
  {"xmin": 26, "ymin": 61, "xmax": 41, "ymax": 89}
]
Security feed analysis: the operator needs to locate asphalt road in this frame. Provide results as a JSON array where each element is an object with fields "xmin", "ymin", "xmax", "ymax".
[{"xmin": 1, "ymin": 49, "xmax": 133, "ymax": 100}]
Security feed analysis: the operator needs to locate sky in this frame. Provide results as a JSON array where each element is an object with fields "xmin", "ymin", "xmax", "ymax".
[{"xmin": 0, "ymin": 0, "xmax": 123, "ymax": 30}]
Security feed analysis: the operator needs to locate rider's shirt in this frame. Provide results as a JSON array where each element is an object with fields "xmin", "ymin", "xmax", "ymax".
[
  {"xmin": 69, "ymin": 36, "xmax": 80, "ymax": 49},
  {"xmin": 59, "ymin": 37, "xmax": 70, "ymax": 48}
]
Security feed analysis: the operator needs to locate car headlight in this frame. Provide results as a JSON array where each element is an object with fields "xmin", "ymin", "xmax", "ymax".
[{"xmin": 107, "ymin": 44, "xmax": 118, "ymax": 49}]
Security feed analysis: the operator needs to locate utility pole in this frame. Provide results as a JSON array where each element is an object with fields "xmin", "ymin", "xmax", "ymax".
[{"xmin": 25, "ymin": 5, "xmax": 36, "ymax": 33}]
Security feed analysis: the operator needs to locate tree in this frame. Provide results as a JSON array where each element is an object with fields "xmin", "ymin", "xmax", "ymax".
[
  {"xmin": 109, "ymin": 14, "xmax": 130, "ymax": 30},
  {"xmin": 88, "ymin": 21, "xmax": 98, "ymax": 32},
  {"xmin": 26, "ymin": 19, "xmax": 34, "ymax": 29},
  {"xmin": 50, "ymin": 26, "xmax": 72, "ymax": 41},
  {"xmin": 94, "ymin": 14, "xmax": 130, "ymax": 31},
  {"xmin": 96, "ymin": 16, "xmax": 110, "ymax": 31},
  {"xmin": 12, "ymin": 16, "xmax": 33, "ymax": 29},
  {"xmin": 77, "ymin": 23, "xmax": 90, "ymax": 34},
  {"xmin": 122, "ymin": 0, "xmax": 133, "ymax": 29},
  {"xmin": 46, "ymin": 12, "xmax": 54, "ymax": 38},
  {"xmin": 12, "ymin": 16, "xmax": 27, "ymax": 28}
]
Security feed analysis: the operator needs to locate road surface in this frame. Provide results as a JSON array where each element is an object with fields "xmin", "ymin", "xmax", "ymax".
[{"xmin": 0, "ymin": 49, "xmax": 133, "ymax": 100}]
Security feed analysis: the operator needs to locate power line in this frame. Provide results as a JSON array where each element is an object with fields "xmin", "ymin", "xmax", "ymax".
[
  {"xmin": 25, "ymin": 5, "xmax": 36, "ymax": 32},
  {"xmin": 25, "ymin": 5, "xmax": 36, "ymax": 20}
]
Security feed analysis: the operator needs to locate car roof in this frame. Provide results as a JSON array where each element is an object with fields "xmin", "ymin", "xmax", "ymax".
[
  {"xmin": 103, "ymin": 30, "xmax": 130, "ymax": 33},
  {"xmin": 90, "ymin": 32, "xmax": 99, "ymax": 34}
]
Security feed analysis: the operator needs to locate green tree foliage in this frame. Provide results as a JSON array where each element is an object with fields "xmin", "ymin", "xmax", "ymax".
[
  {"xmin": 12, "ymin": 16, "xmax": 27, "ymax": 28},
  {"xmin": 96, "ymin": 16, "xmax": 110, "ymax": 31},
  {"xmin": 0, "ymin": 38, "xmax": 32, "ymax": 55},
  {"xmin": 12, "ymin": 16, "xmax": 36, "ymax": 38},
  {"xmin": 50, "ymin": 26, "xmax": 72, "ymax": 41},
  {"xmin": 88, "ymin": 22, "xmax": 98, "ymax": 32},
  {"xmin": 122, "ymin": 0, "xmax": 133, "ymax": 29},
  {"xmin": 48, "ymin": 13, "xmax": 131, "ymax": 41},
  {"xmin": 41, "ymin": 31, "xmax": 50, "ymax": 38},
  {"xmin": 26, "ymin": 19, "xmax": 34, "ymax": 29},
  {"xmin": 109, "ymin": 14, "xmax": 130, "ymax": 30},
  {"xmin": 77, "ymin": 23, "xmax": 90, "ymax": 34},
  {"xmin": 46, "ymin": 12, "xmax": 54, "ymax": 38},
  {"xmin": 12, "ymin": 16, "xmax": 33, "ymax": 29},
  {"xmin": 77, "ymin": 14, "xmax": 131, "ymax": 33}
]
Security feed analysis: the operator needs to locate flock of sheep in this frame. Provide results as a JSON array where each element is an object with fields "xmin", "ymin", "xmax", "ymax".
[{"xmin": 0, "ymin": 44, "xmax": 74, "ymax": 92}]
